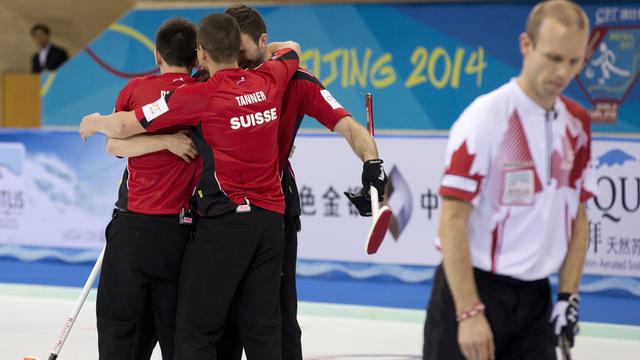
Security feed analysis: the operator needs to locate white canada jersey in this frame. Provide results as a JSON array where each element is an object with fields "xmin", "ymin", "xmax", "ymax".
[{"xmin": 439, "ymin": 79, "xmax": 597, "ymax": 281}]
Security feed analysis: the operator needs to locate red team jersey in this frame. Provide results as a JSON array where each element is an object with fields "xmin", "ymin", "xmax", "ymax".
[
  {"xmin": 278, "ymin": 68, "xmax": 350, "ymax": 171},
  {"xmin": 277, "ymin": 68, "xmax": 351, "ymax": 216},
  {"xmin": 113, "ymin": 73, "xmax": 198, "ymax": 214},
  {"xmin": 134, "ymin": 49, "xmax": 299, "ymax": 216}
]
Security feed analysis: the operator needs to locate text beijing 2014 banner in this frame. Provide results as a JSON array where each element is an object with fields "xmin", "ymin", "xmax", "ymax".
[{"xmin": 41, "ymin": 2, "xmax": 640, "ymax": 133}]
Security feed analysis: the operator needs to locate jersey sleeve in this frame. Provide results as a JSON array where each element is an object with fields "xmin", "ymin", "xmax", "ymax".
[
  {"xmin": 259, "ymin": 48, "xmax": 299, "ymax": 92},
  {"xmin": 575, "ymin": 115, "xmax": 596, "ymax": 202},
  {"xmin": 294, "ymin": 71, "xmax": 350, "ymax": 131},
  {"xmin": 561, "ymin": 96, "xmax": 597, "ymax": 202},
  {"xmin": 133, "ymin": 85, "xmax": 206, "ymax": 133},
  {"xmin": 439, "ymin": 99, "xmax": 493, "ymax": 204}
]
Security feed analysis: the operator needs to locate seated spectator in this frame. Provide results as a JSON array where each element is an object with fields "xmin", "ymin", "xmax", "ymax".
[{"xmin": 31, "ymin": 23, "xmax": 69, "ymax": 73}]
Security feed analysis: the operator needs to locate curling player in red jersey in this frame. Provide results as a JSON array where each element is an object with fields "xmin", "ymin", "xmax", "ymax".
[
  {"xmin": 215, "ymin": 5, "xmax": 388, "ymax": 360},
  {"xmin": 94, "ymin": 18, "xmax": 199, "ymax": 360},
  {"xmin": 79, "ymin": 12, "xmax": 301, "ymax": 360}
]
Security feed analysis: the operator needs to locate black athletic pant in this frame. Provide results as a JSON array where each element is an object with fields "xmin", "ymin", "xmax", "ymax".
[
  {"xmin": 174, "ymin": 207, "xmax": 285, "ymax": 360},
  {"xmin": 96, "ymin": 211, "xmax": 189, "ymax": 360},
  {"xmin": 218, "ymin": 215, "xmax": 303, "ymax": 360},
  {"xmin": 423, "ymin": 265, "xmax": 556, "ymax": 360}
]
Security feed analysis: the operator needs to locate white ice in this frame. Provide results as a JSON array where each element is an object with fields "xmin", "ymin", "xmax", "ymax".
[{"xmin": 1, "ymin": 286, "xmax": 639, "ymax": 360}]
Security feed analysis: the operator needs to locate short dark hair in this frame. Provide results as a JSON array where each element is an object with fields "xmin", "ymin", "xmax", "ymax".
[
  {"xmin": 156, "ymin": 18, "xmax": 197, "ymax": 68},
  {"xmin": 31, "ymin": 24, "xmax": 50, "ymax": 36},
  {"xmin": 224, "ymin": 5, "xmax": 267, "ymax": 44},
  {"xmin": 526, "ymin": 0, "xmax": 589, "ymax": 46},
  {"xmin": 197, "ymin": 13, "xmax": 241, "ymax": 63}
]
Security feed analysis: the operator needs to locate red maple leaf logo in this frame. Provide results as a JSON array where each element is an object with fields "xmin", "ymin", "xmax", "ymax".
[{"xmin": 440, "ymin": 141, "xmax": 484, "ymax": 201}]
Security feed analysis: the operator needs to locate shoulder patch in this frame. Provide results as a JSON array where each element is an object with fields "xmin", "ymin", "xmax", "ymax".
[
  {"xmin": 320, "ymin": 89, "xmax": 343, "ymax": 110},
  {"xmin": 141, "ymin": 96, "xmax": 169, "ymax": 122}
]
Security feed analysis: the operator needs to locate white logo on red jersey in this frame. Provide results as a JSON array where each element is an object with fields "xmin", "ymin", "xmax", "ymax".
[
  {"xmin": 320, "ymin": 89, "xmax": 343, "ymax": 110},
  {"xmin": 141, "ymin": 96, "xmax": 169, "ymax": 122},
  {"xmin": 235, "ymin": 91, "xmax": 266, "ymax": 106},
  {"xmin": 230, "ymin": 107, "xmax": 277, "ymax": 130}
]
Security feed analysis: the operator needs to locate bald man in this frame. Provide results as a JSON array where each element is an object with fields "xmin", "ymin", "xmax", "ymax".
[{"xmin": 423, "ymin": 1, "xmax": 595, "ymax": 359}]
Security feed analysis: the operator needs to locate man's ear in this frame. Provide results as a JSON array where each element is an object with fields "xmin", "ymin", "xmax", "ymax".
[
  {"xmin": 197, "ymin": 45, "xmax": 208, "ymax": 64},
  {"xmin": 155, "ymin": 50, "xmax": 163, "ymax": 67},
  {"xmin": 519, "ymin": 32, "xmax": 533, "ymax": 56},
  {"xmin": 259, "ymin": 33, "xmax": 268, "ymax": 52}
]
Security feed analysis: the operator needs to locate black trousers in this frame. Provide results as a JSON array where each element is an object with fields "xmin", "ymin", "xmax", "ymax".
[
  {"xmin": 423, "ymin": 265, "xmax": 556, "ymax": 360},
  {"xmin": 174, "ymin": 207, "xmax": 285, "ymax": 360},
  {"xmin": 96, "ymin": 211, "xmax": 189, "ymax": 360},
  {"xmin": 218, "ymin": 216, "xmax": 303, "ymax": 360}
]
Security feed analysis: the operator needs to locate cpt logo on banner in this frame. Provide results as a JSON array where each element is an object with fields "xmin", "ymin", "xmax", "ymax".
[
  {"xmin": 576, "ymin": 24, "xmax": 640, "ymax": 123},
  {"xmin": 0, "ymin": 143, "xmax": 26, "ymax": 228}
]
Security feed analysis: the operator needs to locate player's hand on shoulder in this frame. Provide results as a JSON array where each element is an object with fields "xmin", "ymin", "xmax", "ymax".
[
  {"xmin": 458, "ymin": 313, "xmax": 495, "ymax": 360},
  {"xmin": 165, "ymin": 130, "xmax": 198, "ymax": 163},
  {"xmin": 267, "ymin": 41, "xmax": 302, "ymax": 57}
]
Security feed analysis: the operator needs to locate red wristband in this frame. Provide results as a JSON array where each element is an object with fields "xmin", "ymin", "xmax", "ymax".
[{"xmin": 456, "ymin": 302, "xmax": 486, "ymax": 322}]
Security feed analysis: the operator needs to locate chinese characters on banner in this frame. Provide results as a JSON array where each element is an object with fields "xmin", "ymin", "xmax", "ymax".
[
  {"xmin": 0, "ymin": 131, "xmax": 637, "ymax": 277},
  {"xmin": 292, "ymin": 134, "xmax": 640, "ymax": 277}
]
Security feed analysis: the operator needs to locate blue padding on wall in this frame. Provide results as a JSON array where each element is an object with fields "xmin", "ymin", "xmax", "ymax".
[{"xmin": 1, "ymin": 258, "xmax": 638, "ymax": 326}]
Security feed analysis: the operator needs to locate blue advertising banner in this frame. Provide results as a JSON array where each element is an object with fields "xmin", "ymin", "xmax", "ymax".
[
  {"xmin": 0, "ymin": 130, "xmax": 123, "ymax": 250},
  {"xmin": 1, "ymin": 130, "xmax": 638, "ymax": 281},
  {"xmin": 40, "ymin": 2, "xmax": 640, "ymax": 132}
]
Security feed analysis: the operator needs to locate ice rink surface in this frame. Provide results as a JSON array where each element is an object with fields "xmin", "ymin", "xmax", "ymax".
[{"xmin": 2, "ymin": 284, "xmax": 639, "ymax": 360}]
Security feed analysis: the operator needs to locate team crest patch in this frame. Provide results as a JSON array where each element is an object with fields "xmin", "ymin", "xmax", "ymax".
[
  {"xmin": 320, "ymin": 89, "xmax": 343, "ymax": 110},
  {"xmin": 141, "ymin": 96, "xmax": 169, "ymax": 122}
]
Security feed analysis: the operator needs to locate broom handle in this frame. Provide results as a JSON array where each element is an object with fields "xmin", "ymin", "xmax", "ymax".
[{"xmin": 48, "ymin": 246, "xmax": 105, "ymax": 360}]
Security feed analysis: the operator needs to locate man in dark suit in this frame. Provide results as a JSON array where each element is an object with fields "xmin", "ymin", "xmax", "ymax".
[{"xmin": 31, "ymin": 24, "xmax": 69, "ymax": 73}]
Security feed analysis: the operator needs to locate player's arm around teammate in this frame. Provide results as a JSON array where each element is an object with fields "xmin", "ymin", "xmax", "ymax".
[
  {"xmin": 79, "ymin": 43, "xmax": 300, "ymax": 140},
  {"xmin": 106, "ymin": 131, "xmax": 198, "ymax": 162}
]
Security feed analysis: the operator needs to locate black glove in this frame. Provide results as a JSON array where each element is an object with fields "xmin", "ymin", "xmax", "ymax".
[
  {"xmin": 362, "ymin": 159, "xmax": 387, "ymax": 202},
  {"xmin": 343, "ymin": 188, "xmax": 371, "ymax": 217},
  {"xmin": 550, "ymin": 292, "xmax": 580, "ymax": 347}
]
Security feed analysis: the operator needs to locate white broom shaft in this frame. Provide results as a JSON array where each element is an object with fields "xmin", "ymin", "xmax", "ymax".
[
  {"xmin": 49, "ymin": 246, "xmax": 105, "ymax": 358},
  {"xmin": 370, "ymin": 186, "xmax": 380, "ymax": 216}
]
